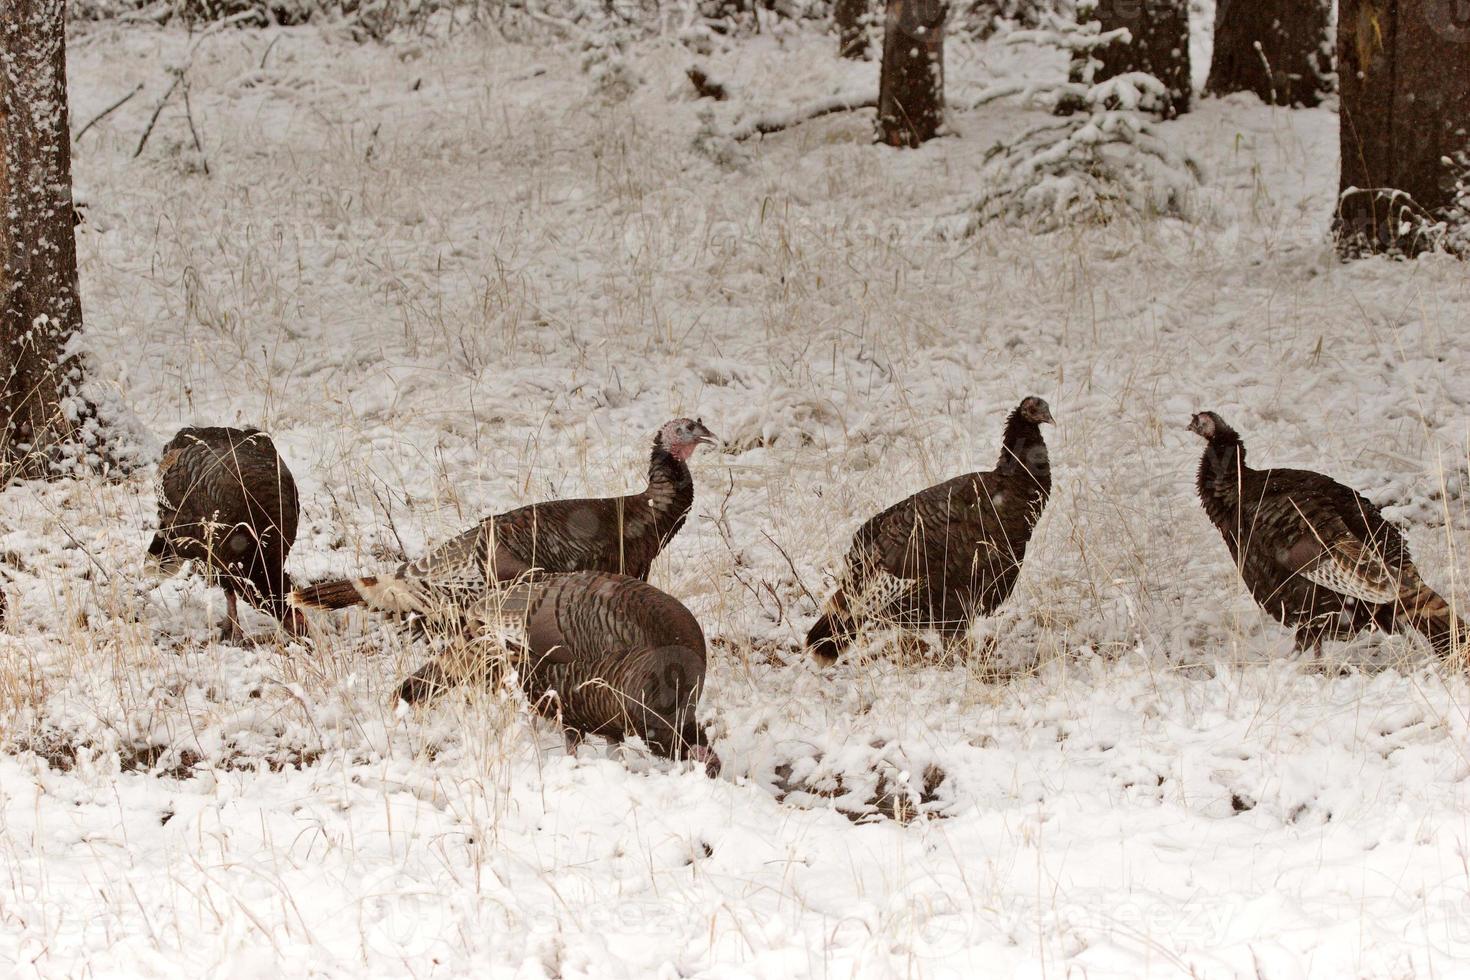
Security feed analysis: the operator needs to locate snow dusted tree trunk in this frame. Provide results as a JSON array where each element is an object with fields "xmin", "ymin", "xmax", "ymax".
[
  {"xmin": 1085, "ymin": 0, "xmax": 1191, "ymax": 118},
  {"xmin": 1335, "ymin": 0, "xmax": 1470, "ymax": 256},
  {"xmin": 836, "ymin": 0, "xmax": 871, "ymax": 59},
  {"xmin": 0, "ymin": 0, "xmax": 90, "ymax": 480},
  {"xmin": 1206, "ymin": 0, "xmax": 1333, "ymax": 107},
  {"xmin": 876, "ymin": 0, "xmax": 946, "ymax": 146}
]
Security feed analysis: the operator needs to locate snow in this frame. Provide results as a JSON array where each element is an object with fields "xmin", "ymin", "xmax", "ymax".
[{"xmin": 2, "ymin": 17, "xmax": 1469, "ymax": 979}]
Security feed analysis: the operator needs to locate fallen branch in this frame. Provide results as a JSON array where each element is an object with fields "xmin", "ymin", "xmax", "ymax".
[
  {"xmin": 965, "ymin": 81, "xmax": 1025, "ymax": 109},
  {"xmin": 110, "ymin": 1, "xmax": 173, "ymax": 25},
  {"xmin": 74, "ymin": 82, "xmax": 144, "ymax": 143},
  {"xmin": 761, "ymin": 530, "xmax": 821, "ymax": 611},
  {"xmin": 134, "ymin": 71, "xmax": 182, "ymax": 159},
  {"xmin": 182, "ymin": 79, "xmax": 209, "ymax": 175},
  {"xmin": 731, "ymin": 92, "xmax": 877, "ymax": 141},
  {"xmin": 258, "ymin": 34, "xmax": 282, "ymax": 70},
  {"xmin": 522, "ymin": 1, "xmax": 591, "ymax": 40}
]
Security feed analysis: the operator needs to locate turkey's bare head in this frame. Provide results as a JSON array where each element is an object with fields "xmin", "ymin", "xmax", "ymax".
[
  {"xmin": 1188, "ymin": 411, "xmax": 1231, "ymax": 441},
  {"xmin": 1019, "ymin": 396, "xmax": 1055, "ymax": 425},
  {"xmin": 659, "ymin": 417, "xmax": 719, "ymax": 461}
]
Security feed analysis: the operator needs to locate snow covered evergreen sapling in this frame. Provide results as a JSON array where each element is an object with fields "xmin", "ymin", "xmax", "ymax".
[
  {"xmin": 1447, "ymin": 157, "xmax": 1470, "ymax": 256},
  {"xmin": 963, "ymin": 11, "xmax": 1200, "ymax": 233}
]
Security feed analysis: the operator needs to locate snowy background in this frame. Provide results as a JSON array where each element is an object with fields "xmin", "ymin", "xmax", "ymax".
[{"xmin": 2, "ymin": 9, "xmax": 1470, "ymax": 978}]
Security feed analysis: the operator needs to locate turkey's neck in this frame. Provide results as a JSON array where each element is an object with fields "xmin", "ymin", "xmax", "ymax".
[
  {"xmin": 1196, "ymin": 433, "xmax": 1247, "ymax": 516},
  {"xmin": 641, "ymin": 442, "xmax": 695, "ymax": 533},
  {"xmin": 997, "ymin": 413, "xmax": 1050, "ymax": 500}
]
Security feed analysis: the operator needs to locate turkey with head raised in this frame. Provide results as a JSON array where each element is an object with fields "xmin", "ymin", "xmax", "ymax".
[
  {"xmin": 148, "ymin": 426, "xmax": 305, "ymax": 640},
  {"xmin": 396, "ymin": 570, "xmax": 720, "ymax": 777},
  {"xmin": 1189, "ymin": 410, "xmax": 1466, "ymax": 661},
  {"xmin": 806, "ymin": 396, "xmax": 1054, "ymax": 666},
  {"xmin": 292, "ymin": 418, "xmax": 717, "ymax": 624}
]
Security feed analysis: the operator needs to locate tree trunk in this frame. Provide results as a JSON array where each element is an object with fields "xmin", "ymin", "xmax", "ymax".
[
  {"xmin": 1206, "ymin": 0, "xmax": 1333, "ymax": 107},
  {"xmin": 836, "ymin": 0, "xmax": 870, "ymax": 59},
  {"xmin": 1087, "ymin": 0, "xmax": 1192, "ymax": 118},
  {"xmin": 1336, "ymin": 0, "xmax": 1470, "ymax": 256},
  {"xmin": 1, "ymin": 0, "xmax": 88, "ymax": 480},
  {"xmin": 876, "ymin": 0, "xmax": 946, "ymax": 147}
]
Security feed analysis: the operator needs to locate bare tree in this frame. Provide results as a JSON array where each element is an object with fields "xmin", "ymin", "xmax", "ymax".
[
  {"xmin": 1206, "ymin": 0, "xmax": 1332, "ymax": 106},
  {"xmin": 1085, "ymin": 0, "xmax": 1191, "ymax": 118},
  {"xmin": 877, "ymin": 0, "xmax": 946, "ymax": 146},
  {"xmin": 1336, "ymin": 0, "xmax": 1470, "ymax": 255},
  {"xmin": 836, "ymin": 0, "xmax": 871, "ymax": 58},
  {"xmin": 1, "ymin": 0, "xmax": 93, "ymax": 480}
]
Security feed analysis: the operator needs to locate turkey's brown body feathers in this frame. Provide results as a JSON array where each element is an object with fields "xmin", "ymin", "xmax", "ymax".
[
  {"xmin": 294, "ymin": 441, "xmax": 696, "ymax": 619},
  {"xmin": 1194, "ymin": 421, "xmax": 1465, "ymax": 658},
  {"xmin": 149, "ymin": 427, "xmax": 300, "ymax": 629},
  {"xmin": 397, "ymin": 571, "xmax": 717, "ymax": 773},
  {"xmin": 807, "ymin": 405, "xmax": 1052, "ymax": 665}
]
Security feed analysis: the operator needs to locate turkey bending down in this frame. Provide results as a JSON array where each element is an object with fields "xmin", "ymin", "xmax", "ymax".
[
  {"xmin": 148, "ymin": 427, "xmax": 305, "ymax": 640},
  {"xmin": 1189, "ymin": 411, "xmax": 1466, "ymax": 660},
  {"xmin": 292, "ymin": 418, "xmax": 717, "ymax": 622},
  {"xmin": 396, "ymin": 570, "xmax": 720, "ymax": 777},
  {"xmin": 806, "ymin": 396, "xmax": 1054, "ymax": 666}
]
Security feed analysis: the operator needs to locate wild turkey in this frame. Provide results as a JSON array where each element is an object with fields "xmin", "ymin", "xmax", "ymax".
[
  {"xmin": 396, "ymin": 570, "xmax": 720, "ymax": 776},
  {"xmin": 806, "ymin": 396, "xmax": 1054, "ymax": 666},
  {"xmin": 1189, "ymin": 411, "xmax": 1466, "ymax": 659},
  {"xmin": 292, "ymin": 418, "xmax": 717, "ymax": 621},
  {"xmin": 148, "ymin": 426, "xmax": 305, "ymax": 639}
]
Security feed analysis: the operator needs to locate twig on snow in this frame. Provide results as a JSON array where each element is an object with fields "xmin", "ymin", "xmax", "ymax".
[
  {"xmin": 730, "ymin": 92, "xmax": 878, "ymax": 141},
  {"xmin": 134, "ymin": 71, "xmax": 183, "ymax": 159},
  {"xmin": 259, "ymin": 34, "xmax": 282, "ymax": 70},
  {"xmin": 522, "ymin": 1, "xmax": 590, "ymax": 41},
  {"xmin": 182, "ymin": 78, "xmax": 209, "ymax": 175},
  {"xmin": 761, "ymin": 530, "xmax": 820, "ymax": 610},
  {"xmin": 74, "ymin": 82, "xmax": 145, "ymax": 143}
]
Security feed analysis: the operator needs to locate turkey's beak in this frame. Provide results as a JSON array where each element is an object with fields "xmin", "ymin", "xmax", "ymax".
[
  {"xmin": 1039, "ymin": 407, "xmax": 1055, "ymax": 425},
  {"xmin": 692, "ymin": 423, "xmax": 719, "ymax": 450}
]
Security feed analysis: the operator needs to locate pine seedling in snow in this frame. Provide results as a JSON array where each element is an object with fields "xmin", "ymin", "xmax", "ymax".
[
  {"xmin": 1429, "ymin": 150, "xmax": 1470, "ymax": 256},
  {"xmin": 692, "ymin": 107, "xmax": 747, "ymax": 168},
  {"xmin": 962, "ymin": 13, "xmax": 1200, "ymax": 233},
  {"xmin": 580, "ymin": 24, "xmax": 642, "ymax": 100},
  {"xmin": 1343, "ymin": 151, "xmax": 1470, "ymax": 256}
]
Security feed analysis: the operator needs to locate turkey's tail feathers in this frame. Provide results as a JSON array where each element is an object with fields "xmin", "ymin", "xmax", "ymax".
[
  {"xmin": 1400, "ymin": 584, "xmax": 1469, "ymax": 659},
  {"xmin": 806, "ymin": 587, "xmax": 857, "ymax": 667},
  {"xmin": 291, "ymin": 575, "xmax": 376, "ymax": 614}
]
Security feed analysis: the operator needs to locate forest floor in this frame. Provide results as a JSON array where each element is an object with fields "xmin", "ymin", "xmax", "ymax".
[{"xmin": 2, "ymin": 15, "xmax": 1469, "ymax": 979}]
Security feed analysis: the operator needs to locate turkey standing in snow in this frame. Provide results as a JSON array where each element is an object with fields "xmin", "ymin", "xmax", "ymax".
[
  {"xmin": 148, "ymin": 427, "xmax": 305, "ymax": 640},
  {"xmin": 806, "ymin": 396, "xmax": 1054, "ymax": 666},
  {"xmin": 396, "ymin": 570, "xmax": 720, "ymax": 777},
  {"xmin": 292, "ymin": 418, "xmax": 717, "ymax": 622},
  {"xmin": 1189, "ymin": 411, "xmax": 1466, "ymax": 660}
]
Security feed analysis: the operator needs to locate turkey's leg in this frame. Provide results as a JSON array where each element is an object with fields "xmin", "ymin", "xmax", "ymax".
[
  {"xmin": 940, "ymin": 624, "xmax": 997, "ymax": 663},
  {"xmin": 893, "ymin": 633, "xmax": 929, "ymax": 662},
  {"xmin": 220, "ymin": 591, "xmax": 244, "ymax": 642},
  {"xmin": 1293, "ymin": 627, "xmax": 1324, "ymax": 660},
  {"xmin": 604, "ymin": 732, "xmax": 632, "ymax": 763},
  {"xmin": 563, "ymin": 728, "xmax": 584, "ymax": 757},
  {"xmin": 937, "ymin": 625, "xmax": 967, "ymax": 662}
]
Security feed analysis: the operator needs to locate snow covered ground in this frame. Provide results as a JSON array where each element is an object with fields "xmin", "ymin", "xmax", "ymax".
[{"xmin": 2, "ymin": 16, "xmax": 1469, "ymax": 978}]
